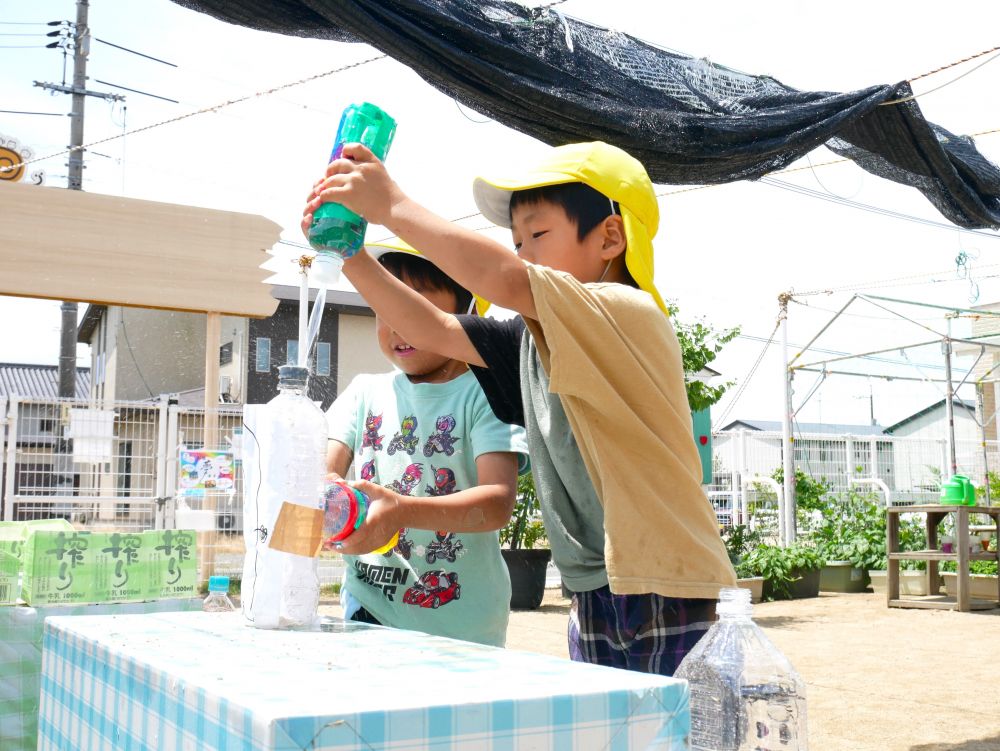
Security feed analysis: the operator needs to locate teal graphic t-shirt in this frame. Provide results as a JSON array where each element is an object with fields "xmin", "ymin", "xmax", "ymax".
[{"xmin": 327, "ymin": 370, "xmax": 528, "ymax": 647}]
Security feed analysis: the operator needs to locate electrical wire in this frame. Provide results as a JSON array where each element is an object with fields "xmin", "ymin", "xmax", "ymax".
[
  {"xmin": 2, "ymin": 54, "xmax": 389, "ymax": 174},
  {"xmin": 716, "ymin": 317, "xmax": 781, "ymax": 426}
]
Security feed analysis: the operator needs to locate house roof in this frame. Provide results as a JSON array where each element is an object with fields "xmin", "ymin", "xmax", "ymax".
[
  {"xmin": 0, "ymin": 363, "xmax": 91, "ymax": 400},
  {"xmin": 719, "ymin": 418, "xmax": 885, "ymax": 436},
  {"xmin": 77, "ymin": 304, "xmax": 106, "ymax": 343},
  {"xmin": 883, "ymin": 398, "xmax": 975, "ymax": 434},
  {"xmin": 77, "ymin": 287, "xmax": 374, "ymax": 345}
]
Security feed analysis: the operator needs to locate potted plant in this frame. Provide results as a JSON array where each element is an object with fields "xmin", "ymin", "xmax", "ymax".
[
  {"xmin": 811, "ymin": 490, "xmax": 884, "ymax": 593},
  {"xmin": 867, "ymin": 513, "xmax": 932, "ymax": 596},
  {"xmin": 722, "ymin": 524, "xmax": 765, "ymax": 603},
  {"xmin": 738, "ymin": 543, "xmax": 825, "ymax": 601},
  {"xmin": 500, "ymin": 474, "xmax": 551, "ymax": 610}
]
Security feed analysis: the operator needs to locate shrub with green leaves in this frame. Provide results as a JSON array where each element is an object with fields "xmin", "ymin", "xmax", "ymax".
[
  {"xmin": 737, "ymin": 543, "xmax": 825, "ymax": 599},
  {"xmin": 500, "ymin": 474, "xmax": 547, "ymax": 550}
]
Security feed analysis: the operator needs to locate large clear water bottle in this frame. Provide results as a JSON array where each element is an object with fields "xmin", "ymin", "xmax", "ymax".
[
  {"xmin": 676, "ymin": 587, "xmax": 808, "ymax": 750},
  {"xmin": 261, "ymin": 365, "xmax": 327, "ymax": 629}
]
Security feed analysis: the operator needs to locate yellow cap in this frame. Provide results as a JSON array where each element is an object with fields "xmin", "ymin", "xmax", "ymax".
[
  {"xmin": 364, "ymin": 240, "xmax": 490, "ymax": 316},
  {"xmin": 472, "ymin": 142, "xmax": 666, "ymax": 315}
]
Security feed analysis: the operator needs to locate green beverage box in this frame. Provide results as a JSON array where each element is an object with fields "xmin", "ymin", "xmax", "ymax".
[
  {"xmin": 0, "ymin": 519, "xmax": 74, "ymax": 562},
  {"xmin": 93, "ymin": 531, "xmax": 148, "ymax": 604},
  {"xmin": 0, "ymin": 549, "xmax": 19, "ymax": 605},
  {"xmin": 143, "ymin": 529, "xmax": 198, "ymax": 600},
  {"xmin": 21, "ymin": 529, "xmax": 100, "ymax": 606}
]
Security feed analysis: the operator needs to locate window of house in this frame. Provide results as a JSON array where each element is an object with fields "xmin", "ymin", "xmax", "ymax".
[
  {"xmin": 287, "ymin": 340, "xmax": 298, "ymax": 366},
  {"xmin": 219, "ymin": 341, "xmax": 233, "ymax": 366},
  {"xmin": 39, "ymin": 418, "xmax": 57, "ymax": 433},
  {"xmin": 316, "ymin": 342, "xmax": 331, "ymax": 376},
  {"xmin": 255, "ymin": 338, "xmax": 271, "ymax": 372}
]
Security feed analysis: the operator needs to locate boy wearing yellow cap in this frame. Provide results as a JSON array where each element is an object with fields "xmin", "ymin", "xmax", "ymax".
[{"xmin": 304, "ymin": 141, "xmax": 736, "ymax": 675}]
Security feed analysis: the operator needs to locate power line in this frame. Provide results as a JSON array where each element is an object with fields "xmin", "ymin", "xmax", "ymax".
[
  {"xmin": 93, "ymin": 37, "xmax": 177, "ymax": 67},
  {"xmin": 3, "ymin": 54, "xmax": 389, "ymax": 174},
  {"xmin": 759, "ymin": 176, "xmax": 1000, "ymax": 240},
  {"xmin": 0, "ymin": 109, "xmax": 64, "ymax": 116},
  {"xmin": 94, "ymin": 79, "xmax": 179, "ymax": 104}
]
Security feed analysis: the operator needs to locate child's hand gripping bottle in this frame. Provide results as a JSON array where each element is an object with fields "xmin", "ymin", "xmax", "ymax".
[
  {"xmin": 322, "ymin": 480, "xmax": 399, "ymax": 555},
  {"xmin": 308, "ymin": 103, "xmax": 397, "ymax": 285}
]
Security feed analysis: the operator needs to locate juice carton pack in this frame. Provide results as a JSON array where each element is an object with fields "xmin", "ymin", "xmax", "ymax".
[
  {"xmin": 93, "ymin": 531, "xmax": 147, "ymax": 604},
  {"xmin": 143, "ymin": 529, "xmax": 198, "ymax": 600},
  {"xmin": 0, "ymin": 549, "xmax": 19, "ymax": 605},
  {"xmin": 0, "ymin": 518, "xmax": 74, "ymax": 562},
  {"xmin": 21, "ymin": 529, "xmax": 100, "ymax": 606}
]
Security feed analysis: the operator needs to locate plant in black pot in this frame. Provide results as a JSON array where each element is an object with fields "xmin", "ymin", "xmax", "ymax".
[
  {"xmin": 811, "ymin": 489, "xmax": 885, "ymax": 592},
  {"xmin": 500, "ymin": 474, "xmax": 551, "ymax": 610},
  {"xmin": 738, "ymin": 543, "xmax": 825, "ymax": 601}
]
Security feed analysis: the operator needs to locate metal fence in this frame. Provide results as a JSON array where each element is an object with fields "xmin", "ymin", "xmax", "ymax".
[
  {"xmin": 6, "ymin": 397, "xmax": 997, "ymax": 570},
  {"xmin": 710, "ymin": 429, "xmax": 1000, "ymax": 531},
  {"xmin": 0, "ymin": 395, "xmax": 245, "ymax": 579}
]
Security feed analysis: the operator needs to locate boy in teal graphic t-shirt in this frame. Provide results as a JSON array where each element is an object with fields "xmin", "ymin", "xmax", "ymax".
[{"xmin": 326, "ymin": 242, "xmax": 527, "ymax": 647}]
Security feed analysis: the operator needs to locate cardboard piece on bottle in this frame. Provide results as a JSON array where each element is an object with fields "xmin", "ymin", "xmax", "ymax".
[{"xmin": 268, "ymin": 503, "xmax": 324, "ymax": 558}]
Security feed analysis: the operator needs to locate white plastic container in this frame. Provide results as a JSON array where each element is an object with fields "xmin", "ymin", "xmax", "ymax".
[
  {"xmin": 676, "ymin": 587, "xmax": 808, "ymax": 750},
  {"xmin": 241, "ymin": 365, "xmax": 326, "ymax": 629}
]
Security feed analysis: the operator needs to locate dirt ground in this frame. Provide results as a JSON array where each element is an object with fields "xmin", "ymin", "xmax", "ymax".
[{"xmin": 320, "ymin": 590, "xmax": 1000, "ymax": 751}]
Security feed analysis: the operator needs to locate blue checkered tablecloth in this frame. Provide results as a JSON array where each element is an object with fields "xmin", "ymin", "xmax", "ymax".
[
  {"xmin": 38, "ymin": 611, "xmax": 689, "ymax": 750},
  {"xmin": 0, "ymin": 599, "xmax": 201, "ymax": 751}
]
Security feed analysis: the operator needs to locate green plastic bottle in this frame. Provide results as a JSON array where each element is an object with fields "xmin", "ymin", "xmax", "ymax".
[{"xmin": 309, "ymin": 103, "xmax": 397, "ymax": 284}]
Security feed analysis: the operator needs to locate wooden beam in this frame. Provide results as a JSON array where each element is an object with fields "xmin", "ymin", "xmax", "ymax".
[{"xmin": 0, "ymin": 181, "xmax": 281, "ymax": 318}]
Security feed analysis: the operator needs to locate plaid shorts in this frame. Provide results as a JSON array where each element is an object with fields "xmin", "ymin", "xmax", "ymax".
[{"xmin": 567, "ymin": 585, "xmax": 716, "ymax": 676}]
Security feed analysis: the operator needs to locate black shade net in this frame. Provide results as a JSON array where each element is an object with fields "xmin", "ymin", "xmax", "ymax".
[{"xmin": 173, "ymin": 0, "xmax": 1000, "ymax": 229}]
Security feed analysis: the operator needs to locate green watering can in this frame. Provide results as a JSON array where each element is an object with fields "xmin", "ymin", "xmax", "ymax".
[{"xmin": 940, "ymin": 474, "xmax": 976, "ymax": 505}]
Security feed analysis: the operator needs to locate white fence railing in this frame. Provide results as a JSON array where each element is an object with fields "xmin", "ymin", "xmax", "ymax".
[
  {"xmin": 710, "ymin": 429, "xmax": 1000, "ymax": 529},
  {"xmin": 0, "ymin": 395, "xmax": 245, "ymax": 578},
  {"xmin": 5, "ymin": 399, "xmax": 998, "ymax": 565}
]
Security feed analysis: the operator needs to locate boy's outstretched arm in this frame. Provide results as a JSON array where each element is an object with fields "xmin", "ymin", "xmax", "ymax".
[
  {"xmin": 305, "ymin": 143, "xmax": 538, "ymax": 320},
  {"xmin": 299, "ymin": 209, "xmax": 485, "ymax": 366}
]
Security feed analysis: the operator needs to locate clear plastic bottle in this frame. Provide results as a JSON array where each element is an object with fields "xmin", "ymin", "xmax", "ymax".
[
  {"xmin": 203, "ymin": 575, "xmax": 236, "ymax": 612},
  {"xmin": 676, "ymin": 587, "xmax": 808, "ymax": 750},
  {"xmin": 266, "ymin": 365, "xmax": 327, "ymax": 628}
]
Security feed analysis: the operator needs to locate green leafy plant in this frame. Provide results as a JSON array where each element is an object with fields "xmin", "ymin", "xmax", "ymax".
[
  {"xmin": 770, "ymin": 467, "xmax": 831, "ymax": 512},
  {"xmin": 738, "ymin": 543, "xmax": 825, "ymax": 600},
  {"xmin": 500, "ymin": 474, "xmax": 547, "ymax": 550},
  {"xmin": 722, "ymin": 524, "xmax": 765, "ymax": 574},
  {"xmin": 668, "ymin": 302, "xmax": 740, "ymax": 412},
  {"xmin": 811, "ymin": 490, "xmax": 886, "ymax": 571},
  {"xmin": 976, "ymin": 471, "xmax": 1000, "ymax": 502}
]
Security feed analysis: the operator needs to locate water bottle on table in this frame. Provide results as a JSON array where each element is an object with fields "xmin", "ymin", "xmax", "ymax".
[
  {"xmin": 676, "ymin": 587, "xmax": 808, "ymax": 750},
  {"xmin": 308, "ymin": 102, "xmax": 397, "ymax": 285},
  {"xmin": 203, "ymin": 576, "xmax": 236, "ymax": 612}
]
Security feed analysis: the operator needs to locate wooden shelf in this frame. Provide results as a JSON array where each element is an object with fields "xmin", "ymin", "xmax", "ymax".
[
  {"xmin": 888, "ymin": 550, "xmax": 999, "ymax": 562},
  {"xmin": 889, "ymin": 595, "xmax": 997, "ymax": 611}
]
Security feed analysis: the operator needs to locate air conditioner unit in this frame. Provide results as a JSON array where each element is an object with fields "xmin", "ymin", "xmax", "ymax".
[{"xmin": 219, "ymin": 375, "xmax": 232, "ymax": 396}]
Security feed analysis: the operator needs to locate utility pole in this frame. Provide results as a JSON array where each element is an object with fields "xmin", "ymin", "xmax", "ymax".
[
  {"xmin": 35, "ymin": 1, "xmax": 124, "ymax": 397},
  {"xmin": 779, "ymin": 292, "xmax": 796, "ymax": 545}
]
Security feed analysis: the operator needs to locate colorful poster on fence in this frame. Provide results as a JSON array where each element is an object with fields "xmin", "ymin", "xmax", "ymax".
[{"xmin": 178, "ymin": 449, "xmax": 235, "ymax": 493}]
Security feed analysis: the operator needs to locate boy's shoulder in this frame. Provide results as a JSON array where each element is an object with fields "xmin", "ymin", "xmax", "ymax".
[{"xmin": 528, "ymin": 264, "xmax": 666, "ymax": 324}]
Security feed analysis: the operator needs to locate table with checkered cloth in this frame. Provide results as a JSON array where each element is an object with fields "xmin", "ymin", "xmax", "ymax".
[
  {"xmin": 38, "ymin": 611, "xmax": 689, "ymax": 750},
  {"xmin": 0, "ymin": 599, "xmax": 201, "ymax": 751}
]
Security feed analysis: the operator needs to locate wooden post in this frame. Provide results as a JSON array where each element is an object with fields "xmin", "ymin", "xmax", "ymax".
[
  {"xmin": 202, "ymin": 312, "xmax": 221, "ymax": 580},
  {"xmin": 926, "ymin": 512, "xmax": 942, "ymax": 599},
  {"xmin": 886, "ymin": 509, "xmax": 899, "ymax": 605},
  {"xmin": 956, "ymin": 507, "xmax": 971, "ymax": 612}
]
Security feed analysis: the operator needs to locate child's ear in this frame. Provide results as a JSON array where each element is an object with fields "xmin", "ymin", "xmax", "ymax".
[{"xmin": 599, "ymin": 215, "xmax": 627, "ymax": 260}]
